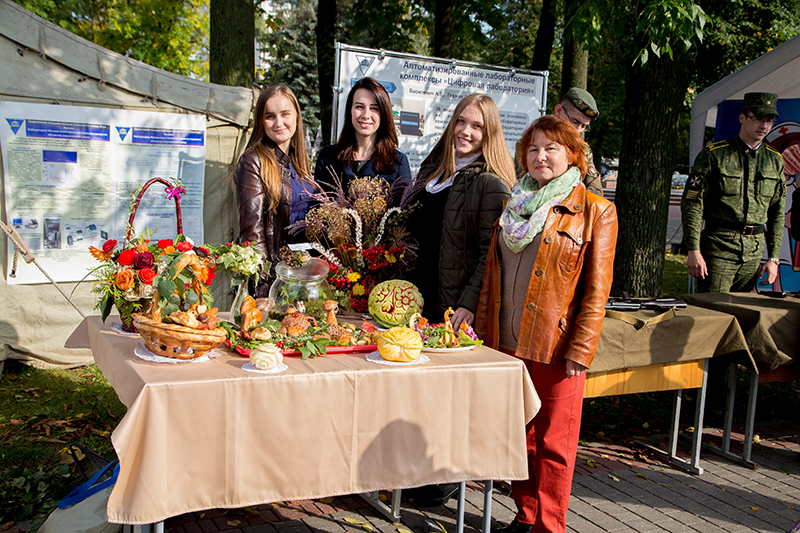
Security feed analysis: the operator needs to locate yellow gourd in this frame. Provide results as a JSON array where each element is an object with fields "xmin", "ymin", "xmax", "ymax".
[{"xmin": 377, "ymin": 326, "xmax": 423, "ymax": 362}]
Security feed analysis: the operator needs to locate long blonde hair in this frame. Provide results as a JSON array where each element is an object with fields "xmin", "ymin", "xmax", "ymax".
[
  {"xmin": 242, "ymin": 86, "xmax": 311, "ymax": 213},
  {"xmin": 421, "ymin": 94, "xmax": 516, "ymax": 187}
]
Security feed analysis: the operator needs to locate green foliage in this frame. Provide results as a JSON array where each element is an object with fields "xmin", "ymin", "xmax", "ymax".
[
  {"xmin": 258, "ymin": 0, "xmax": 321, "ymax": 138},
  {"xmin": 569, "ymin": 0, "xmax": 707, "ymax": 68},
  {"xmin": 694, "ymin": 0, "xmax": 800, "ymax": 90},
  {"xmin": 14, "ymin": 0, "xmax": 209, "ymax": 79},
  {"xmin": 0, "ymin": 464, "xmax": 70, "ymax": 523},
  {"xmin": 0, "ymin": 363, "xmax": 125, "ymax": 522}
]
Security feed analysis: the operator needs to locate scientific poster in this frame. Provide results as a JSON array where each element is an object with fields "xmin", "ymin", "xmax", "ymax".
[
  {"xmin": 333, "ymin": 43, "xmax": 548, "ymax": 174},
  {"xmin": 1, "ymin": 102, "xmax": 206, "ymax": 284}
]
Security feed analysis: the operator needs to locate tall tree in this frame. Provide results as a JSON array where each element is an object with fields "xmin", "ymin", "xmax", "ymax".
[
  {"xmin": 434, "ymin": 0, "xmax": 455, "ymax": 58},
  {"xmin": 560, "ymin": 0, "xmax": 587, "ymax": 93},
  {"xmin": 572, "ymin": 0, "xmax": 707, "ymax": 296},
  {"xmin": 259, "ymin": 0, "xmax": 320, "ymax": 139},
  {"xmin": 15, "ymin": 0, "xmax": 209, "ymax": 79},
  {"xmin": 316, "ymin": 0, "xmax": 336, "ymax": 146},
  {"xmin": 210, "ymin": 0, "xmax": 254, "ymax": 87},
  {"xmin": 530, "ymin": 0, "xmax": 557, "ymax": 72}
]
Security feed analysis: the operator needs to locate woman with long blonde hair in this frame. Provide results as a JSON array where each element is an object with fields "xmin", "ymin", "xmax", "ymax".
[
  {"xmin": 408, "ymin": 93, "xmax": 516, "ymax": 330},
  {"xmin": 233, "ymin": 85, "xmax": 314, "ymax": 296}
]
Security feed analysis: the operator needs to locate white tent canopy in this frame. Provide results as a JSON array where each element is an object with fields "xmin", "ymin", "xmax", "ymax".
[
  {"xmin": 690, "ymin": 34, "xmax": 800, "ymax": 163},
  {"xmin": 0, "ymin": 0, "xmax": 254, "ymax": 369}
]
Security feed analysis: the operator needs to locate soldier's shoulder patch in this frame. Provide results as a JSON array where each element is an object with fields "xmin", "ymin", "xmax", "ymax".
[
  {"xmin": 708, "ymin": 140, "xmax": 729, "ymax": 152},
  {"xmin": 765, "ymin": 144, "xmax": 783, "ymax": 158},
  {"xmin": 686, "ymin": 174, "xmax": 702, "ymax": 190},
  {"xmin": 685, "ymin": 190, "xmax": 699, "ymax": 200}
]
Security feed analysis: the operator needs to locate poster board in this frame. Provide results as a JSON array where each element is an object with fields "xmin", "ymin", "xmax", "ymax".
[
  {"xmin": 333, "ymin": 43, "xmax": 548, "ymax": 174},
  {"xmin": 1, "ymin": 102, "xmax": 206, "ymax": 284}
]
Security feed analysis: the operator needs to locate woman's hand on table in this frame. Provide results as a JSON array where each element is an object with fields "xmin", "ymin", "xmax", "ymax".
[
  {"xmin": 565, "ymin": 359, "xmax": 587, "ymax": 378},
  {"xmin": 450, "ymin": 307, "xmax": 474, "ymax": 331}
]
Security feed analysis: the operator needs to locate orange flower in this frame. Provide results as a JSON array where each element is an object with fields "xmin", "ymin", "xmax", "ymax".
[
  {"xmin": 158, "ymin": 245, "xmax": 176, "ymax": 257},
  {"xmin": 89, "ymin": 246, "xmax": 112, "ymax": 262},
  {"xmin": 115, "ymin": 269, "xmax": 135, "ymax": 290},
  {"xmin": 135, "ymin": 240, "xmax": 151, "ymax": 253}
]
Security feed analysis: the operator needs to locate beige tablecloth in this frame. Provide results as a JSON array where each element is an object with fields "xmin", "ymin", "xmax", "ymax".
[
  {"xmin": 74, "ymin": 317, "xmax": 540, "ymax": 525},
  {"xmin": 682, "ymin": 292, "xmax": 800, "ymax": 371},
  {"xmin": 593, "ymin": 304, "xmax": 753, "ymax": 373}
]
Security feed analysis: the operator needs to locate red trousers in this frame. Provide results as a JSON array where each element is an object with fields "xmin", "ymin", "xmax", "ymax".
[{"xmin": 512, "ymin": 360, "xmax": 586, "ymax": 533}]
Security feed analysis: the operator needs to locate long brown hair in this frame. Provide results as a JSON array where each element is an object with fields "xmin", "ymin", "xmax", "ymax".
[
  {"xmin": 242, "ymin": 85, "xmax": 311, "ymax": 213},
  {"xmin": 334, "ymin": 77, "xmax": 400, "ymax": 174},
  {"xmin": 421, "ymin": 93, "xmax": 516, "ymax": 187},
  {"xmin": 516, "ymin": 114, "xmax": 587, "ymax": 177}
]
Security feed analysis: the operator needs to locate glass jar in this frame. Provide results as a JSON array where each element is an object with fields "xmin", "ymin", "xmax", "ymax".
[{"xmin": 268, "ymin": 259, "xmax": 333, "ymax": 320}]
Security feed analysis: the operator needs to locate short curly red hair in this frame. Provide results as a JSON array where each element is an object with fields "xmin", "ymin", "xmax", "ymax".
[{"xmin": 516, "ymin": 114, "xmax": 587, "ymax": 177}]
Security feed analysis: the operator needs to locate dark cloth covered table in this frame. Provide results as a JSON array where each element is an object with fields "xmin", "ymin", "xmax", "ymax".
[
  {"xmin": 592, "ymin": 304, "xmax": 753, "ymax": 373},
  {"xmin": 682, "ymin": 292, "xmax": 800, "ymax": 371}
]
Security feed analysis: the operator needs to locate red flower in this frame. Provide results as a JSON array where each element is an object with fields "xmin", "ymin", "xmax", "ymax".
[
  {"xmin": 157, "ymin": 239, "xmax": 173, "ymax": 250},
  {"xmin": 176, "ymin": 242, "xmax": 193, "ymax": 252},
  {"xmin": 138, "ymin": 267, "xmax": 155, "ymax": 285},
  {"xmin": 102, "ymin": 239, "xmax": 118, "ymax": 253},
  {"xmin": 118, "ymin": 249, "xmax": 135, "ymax": 266},
  {"xmin": 205, "ymin": 267, "xmax": 216, "ymax": 285}
]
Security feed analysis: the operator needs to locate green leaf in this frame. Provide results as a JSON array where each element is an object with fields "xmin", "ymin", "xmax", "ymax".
[{"xmin": 100, "ymin": 293, "xmax": 114, "ymax": 322}]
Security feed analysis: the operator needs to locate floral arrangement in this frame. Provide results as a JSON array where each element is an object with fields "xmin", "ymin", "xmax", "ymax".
[
  {"xmin": 206, "ymin": 241, "xmax": 266, "ymax": 288},
  {"xmin": 88, "ymin": 233, "xmax": 215, "ymax": 330},
  {"xmin": 292, "ymin": 176, "xmax": 418, "ymax": 312}
]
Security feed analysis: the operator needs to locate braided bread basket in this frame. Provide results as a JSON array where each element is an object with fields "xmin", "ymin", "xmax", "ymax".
[{"xmin": 133, "ymin": 313, "xmax": 226, "ymax": 359}]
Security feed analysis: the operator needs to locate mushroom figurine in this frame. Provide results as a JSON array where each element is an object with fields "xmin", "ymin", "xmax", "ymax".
[{"xmin": 322, "ymin": 300, "xmax": 339, "ymax": 325}]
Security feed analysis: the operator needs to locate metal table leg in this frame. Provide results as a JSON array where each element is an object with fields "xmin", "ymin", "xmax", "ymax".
[
  {"xmin": 482, "ymin": 480, "xmax": 494, "ymax": 533},
  {"xmin": 635, "ymin": 359, "xmax": 707, "ymax": 475},
  {"xmin": 361, "ymin": 489, "xmax": 402, "ymax": 521},
  {"xmin": 702, "ymin": 362, "xmax": 758, "ymax": 469},
  {"xmin": 456, "ymin": 482, "xmax": 466, "ymax": 533}
]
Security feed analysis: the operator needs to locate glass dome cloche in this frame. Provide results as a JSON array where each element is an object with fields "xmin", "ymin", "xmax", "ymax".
[{"xmin": 268, "ymin": 257, "xmax": 333, "ymax": 319}]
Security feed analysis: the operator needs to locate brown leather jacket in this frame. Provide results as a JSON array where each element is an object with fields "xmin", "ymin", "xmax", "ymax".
[
  {"xmin": 233, "ymin": 150, "xmax": 293, "ymax": 296},
  {"xmin": 475, "ymin": 184, "xmax": 617, "ymax": 368}
]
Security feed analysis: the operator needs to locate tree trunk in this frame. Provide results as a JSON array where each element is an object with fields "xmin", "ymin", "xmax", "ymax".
[
  {"xmin": 530, "ymin": 0, "xmax": 556, "ymax": 71},
  {"xmin": 434, "ymin": 0, "xmax": 455, "ymax": 59},
  {"xmin": 560, "ymin": 38, "xmax": 588, "ymax": 93},
  {"xmin": 560, "ymin": 0, "xmax": 588, "ymax": 92},
  {"xmin": 612, "ymin": 51, "xmax": 691, "ymax": 297},
  {"xmin": 209, "ymin": 0, "xmax": 254, "ymax": 87},
  {"xmin": 316, "ymin": 0, "xmax": 336, "ymax": 146}
]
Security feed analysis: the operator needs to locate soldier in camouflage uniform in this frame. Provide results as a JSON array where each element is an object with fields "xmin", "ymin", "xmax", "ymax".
[
  {"xmin": 682, "ymin": 92, "xmax": 786, "ymax": 293},
  {"xmin": 554, "ymin": 88, "xmax": 604, "ymax": 197}
]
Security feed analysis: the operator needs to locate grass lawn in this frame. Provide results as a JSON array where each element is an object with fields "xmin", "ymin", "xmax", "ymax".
[{"xmin": 0, "ymin": 362, "xmax": 126, "ymax": 525}]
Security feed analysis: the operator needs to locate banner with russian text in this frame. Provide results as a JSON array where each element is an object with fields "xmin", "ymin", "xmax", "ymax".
[{"xmin": 1, "ymin": 102, "xmax": 206, "ymax": 284}]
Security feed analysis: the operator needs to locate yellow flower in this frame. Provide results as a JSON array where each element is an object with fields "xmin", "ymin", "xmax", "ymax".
[
  {"xmin": 347, "ymin": 272, "xmax": 361, "ymax": 282},
  {"xmin": 352, "ymin": 284, "xmax": 365, "ymax": 295},
  {"xmin": 384, "ymin": 252, "xmax": 396, "ymax": 264}
]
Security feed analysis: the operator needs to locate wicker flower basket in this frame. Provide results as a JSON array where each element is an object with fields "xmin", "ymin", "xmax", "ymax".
[{"xmin": 133, "ymin": 313, "xmax": 227, "ymax": 360}]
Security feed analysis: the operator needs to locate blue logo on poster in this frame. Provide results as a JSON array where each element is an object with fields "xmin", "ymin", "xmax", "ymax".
[
  {"xmin": 6, "ymin": 119, "xmax": 23, "ymax": 135},
  {"xmin": 116, "ymin": 126, "xmax": 130, "ymax": 141}
]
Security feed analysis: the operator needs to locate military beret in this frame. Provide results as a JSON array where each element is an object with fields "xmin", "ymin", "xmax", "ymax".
[
  {"xmin": 563, "ymin": 87, "xmax": 599, "ymax": 119},
  {"xmin": 743, "ymin": 92, "xmax": 779, "ymax": 118}
]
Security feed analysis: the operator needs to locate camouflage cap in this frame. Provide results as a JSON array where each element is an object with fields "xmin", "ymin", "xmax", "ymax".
[
  {"xmin": 743, "ymin": 92, "xmax": 779, "ymax": 117},
  {"xmin": 563, "ymin": 87, "xmax": 599, "ymax": 119}
]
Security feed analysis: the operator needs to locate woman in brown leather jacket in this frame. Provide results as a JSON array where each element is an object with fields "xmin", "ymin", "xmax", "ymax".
[
  {"xmin": 233, "ymin": 86, "xmax": 314, "ymax": 296},
  {"xmin": 475, "ymin": 115, "xmax": 617, "ymax": 533}
]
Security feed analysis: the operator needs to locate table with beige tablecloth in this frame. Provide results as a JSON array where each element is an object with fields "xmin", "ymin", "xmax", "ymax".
[{"xmin": 68, "ymin": 316, "xmax": 540, "ymax": 525}]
